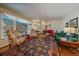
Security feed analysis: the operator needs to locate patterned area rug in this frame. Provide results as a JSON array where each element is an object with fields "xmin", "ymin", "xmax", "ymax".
[{"xmin": 1, "ymin": 37, "xmax": 57, "ymax": 56}]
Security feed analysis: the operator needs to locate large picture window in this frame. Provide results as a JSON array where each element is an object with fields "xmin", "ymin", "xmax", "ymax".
[
  {"xmin": 1, "ymin": 13, "xmax": 31, "ymax": 40},
  {"xmin": 3, "ymin": 15, "xmax": 14, "ymax": 39}
]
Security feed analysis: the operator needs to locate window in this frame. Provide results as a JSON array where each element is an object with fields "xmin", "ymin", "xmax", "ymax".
[
  {"xmin": 3, "ymin": 15, "xmax": 14, "ymax": 39},
  {"xmin": 1, "ymin": 13, "xmax": 32, "ymax": 40}
]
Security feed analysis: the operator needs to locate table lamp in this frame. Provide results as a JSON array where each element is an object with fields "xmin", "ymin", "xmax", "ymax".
[
  {"xmin": 64, "ymin": 27, "xmax": 71, "ymax": 33},
  {"xmin": 70, "ymin": 27, "xmax": 76, "ymax": 33}
]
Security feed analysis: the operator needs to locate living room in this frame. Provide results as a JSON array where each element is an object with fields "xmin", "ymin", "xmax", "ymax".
[{"xmin": 0, "ymin": 3, "xmax": 79, "ymax": 56}]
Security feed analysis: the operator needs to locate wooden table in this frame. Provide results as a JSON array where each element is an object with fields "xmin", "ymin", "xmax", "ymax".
[{"xmin": 59, "ymin": 38, "xmax": 79, "ymax": 48}]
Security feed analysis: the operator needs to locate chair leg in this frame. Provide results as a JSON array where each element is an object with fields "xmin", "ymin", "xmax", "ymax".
[{"xmin": 57, "ymin": 45, "xmax": 62, "ymax": 56}]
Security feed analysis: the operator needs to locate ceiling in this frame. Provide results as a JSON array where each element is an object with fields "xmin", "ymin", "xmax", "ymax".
[{"xmin": 1, "ymin": 3, "xmax": 79, "ymax": 20}]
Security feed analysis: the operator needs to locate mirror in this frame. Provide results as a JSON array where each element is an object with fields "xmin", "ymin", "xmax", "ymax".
[{"xmin": 70, "ymin": 17, "xmax": 78, "ymax": 28}]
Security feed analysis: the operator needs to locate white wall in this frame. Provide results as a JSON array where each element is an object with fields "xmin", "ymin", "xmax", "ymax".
[
  {"xmin": 0, "ymin": 13, "xmax": 3, "ymax": 39},
  {"xmin": 46, "ymin": 18, "xmax": 63, "ymax": 32},
  {"xmin": 0, "ymin": 13, "xmax": 2, "ymax": 39},
  {"xmin": 63, "ymin": 7, "xmax": 79, "ymax": 27},
  {"xmin": 30, "ymin": 18, "xmax": 64, "ymax": 32},
  {"xmin": 63, "ymin": 7, "xmax": 79, "ymax": 34}
]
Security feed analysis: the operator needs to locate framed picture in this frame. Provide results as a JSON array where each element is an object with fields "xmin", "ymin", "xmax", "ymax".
[{"xmin": 70, "ymin": 17, "xmax": 78, "ymax": 28}]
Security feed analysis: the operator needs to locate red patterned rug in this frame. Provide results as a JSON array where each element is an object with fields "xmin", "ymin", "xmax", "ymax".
[{"xmin": 1, "ymin": 37, "xmax": 57, "ymax": 56}]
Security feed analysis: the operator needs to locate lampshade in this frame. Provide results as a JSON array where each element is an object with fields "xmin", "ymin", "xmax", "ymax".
[
  {"xmin": 64, "ymin": 27, "xmax": 76, "ymax": 33},
  {"xmin": 64, "ymin": 27, "xmax": 71, "ymax": 33},
  {"xmin": 70, "ymin": 27, "xmax": 76, "ymax": 33}
]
